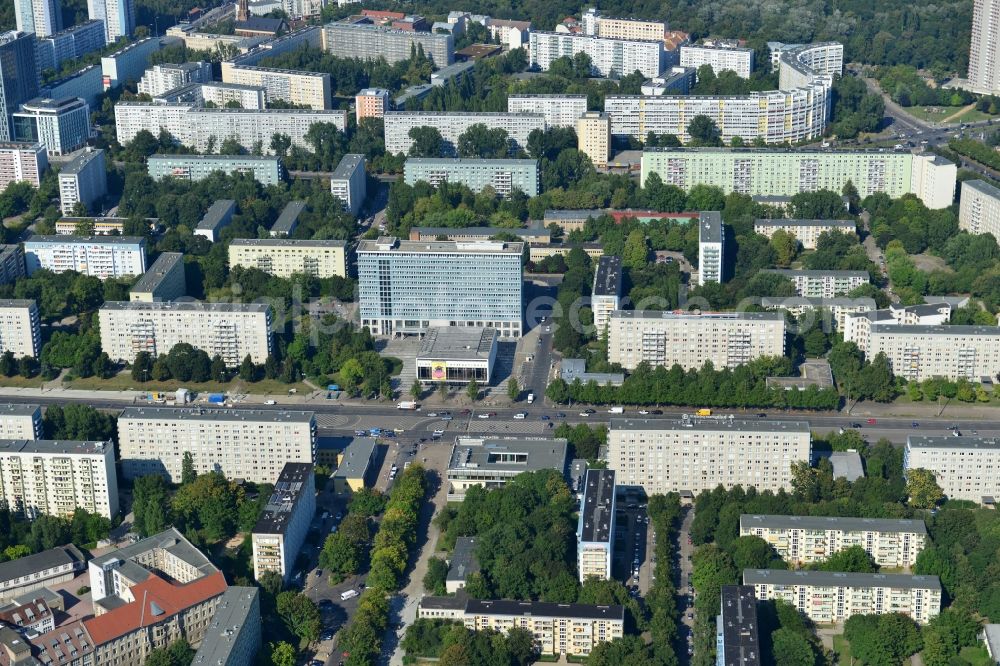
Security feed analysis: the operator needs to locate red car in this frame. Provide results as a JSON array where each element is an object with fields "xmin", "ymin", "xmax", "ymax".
[{"xmin": 867, "ymin": 418, "xmax": 877, "ymax": 425}]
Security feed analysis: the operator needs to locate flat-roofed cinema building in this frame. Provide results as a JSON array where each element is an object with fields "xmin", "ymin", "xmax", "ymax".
[
  {"xmin": 118, "ymin": 407, "xmax": 316, "ymax": 484},
  {"xmin": 607, "ymin": 311, "xmax": 786, "ymax": 371},
  {"xmin": 717, "ymin": 586, "xmax": 761, "ymax": 666},
  {"xmin": 740, "ymin": 514, "xmax": 928, "ymax": 568},
  {"xmin": 744, "ymin": 569, "xmax": 941, "ymax": 625},
  {"xmin": 0, "ymin": 404, "xmax": 42, "ymax": 440},
  {"xmin": 753, "ymin": 218, "xmax": 856, "ymax": 250},
  {"xmin": 98, "ymin": 301, "xmax": 273, "ymax": 366},
  {"xmin": 332, "ymin": 436, "xmax": 376, "ymax": 493},
  {"xmin": 577, "ymin": 469, "xmax": 616, "ymax": 582},
  {"xmin": 129, "ymin": 252, "xmax": 186, "ymax": 302},
  {"xmin": 905, "ymin": 436, "xmax": 1000, "ymax": 502},
  {"xmin": 416, "ymin": 326, "xmax": 497, "ymax": 385},
  {"xmin": 446, "ymin": 436, "xmax": 569, "ymax": 501},
  {"xmin": 252, "ymin": 462, "xmax": 315, "ymax": 582},
  {"xmin": 229, "ymin": 239, "xmax": 347, "ymax": 279},
  {"xmin": 608, "ymin": 417, "xmax": 812, "ymax": 496},
  {"xmin": 0, "ymin": 299, "xmax": 41, "ymax": 358}
]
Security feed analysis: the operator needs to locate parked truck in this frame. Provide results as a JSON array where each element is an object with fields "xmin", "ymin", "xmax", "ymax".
[
  {"xmin": 397, "ymin": 401, "xmax": 419, "ymax": 410},
  {"xmin": 608, "ymin": 406, "xmax": 624, "ymax": 414},
  {"xmin": 527, "ymin": 393, "xmax": 535, "ymax": 403},
  {"xmin": 208, "ymin": 393, "xmax": 225, "ymax": 405},
  {"xmin": 340, "ymin": 589, "xmax": 359, "ymax": 601},
  {"xmin": 696, "ymin": 409, "xmax": 712, "ymax": 416}
]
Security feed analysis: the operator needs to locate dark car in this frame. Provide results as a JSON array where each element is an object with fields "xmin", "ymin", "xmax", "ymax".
[
  {"xmin": 756, "ymin": 413, "xmax": 767, "ymax": 418},
  {"xmin": 556, "ymin": 412, "xmax": 566, "ymax": 418},
  {"xmin": 651, "ymin": 409, "xmax": 663, "ymax": 415},
  {"xmin": 850, "ymin": 422, "xmax": 862, "ymax": 428}
]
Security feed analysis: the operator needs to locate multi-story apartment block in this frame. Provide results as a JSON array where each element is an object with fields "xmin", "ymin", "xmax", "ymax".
[
  {"xmin": 229, "ymin": 239, "xmax": 347, "ymax": 279},
  {"xmin": 905, "ymin": 436, "xmax": 1000, "ymax": 502},
  {"xmin": 0, "ymin": 33, "xmax": 39, "ymax": 143},
  {"xmin": 641, "ymin": 150, "xmax": 957, "ymax": 209},
  {"xmin": 717, "ymin": 586, "xmax": 761, "ymax": 666},
  {"xmin": 698, "ymin": 211, "xmax": 724, "ymax": 285},
  {"xmin": 745, "ymin": 569, "xmax": 941, "ymax": 625},
  {"xmin": 753, "ymin": 218, "xmax": 856, "ymax": 250},
  {"xmin": 0, "ymin": 245, "xmax": 24, "ymax": 285},
  {"xmin": 130, "ymin": 251, "xmax": 186, "ymax": 302},
  {"xmin": 762, "ymin": 269, "xmax": 869, "ymax": 298},
  {"xmin": 446, "ymin": 436, "xmax": 568, "ymax": 501},
  {"xmin": 88, "ymin": 0, "xmax": 135, "ymax": 42},
  {"xmin": 740, "ymin": 514, "xmax": 928, "ymax": 568},
  {"xmin": 418, "ymin": 597, "xmax": 624, "ymax": 657},
  {"xmin": 0, "ymin": 300, "xmax": 41, "ymax": 358},
  {"xmin": 431, "ymin": 61, "xmax": 475, "ymax": 87},
  {"xmin": 529, "ymin": 31, "xmax": 664, "ymax": 78},
  {"xmin": 383, "ymin": 111, "xmax": 546, "ymax": 156},
  {"xmin": 270, "ymin": 200, "xmax": 304, "ymax": 237},
  {"xmin": 114, "ymin": 102, "xmax": 348, "ymax": 153},
  {"xmin": 607, "ymin": 311, "xmax": 786, "ymax": 370},
  {"xmin": 222, "ymin": 64, "xmax": 331, "ymax": 110},
  {"xmin": 155, "ymin": 81, "xmax": 267, "ymax": 109},
  {"xmin": 577, "ymin": 469, "xmax": 616, "ymax": 582},
  {"xmin": 0, "ymin": 404, "xmax": 42, "ymax": 440},
  {"xmin": 99, "ymin": 300, "xmax": 273, "ymax": 366},
  {"xmin": 330, "ymin": 153, "xmax": 367, "ymax": 215},
  {"xmin": 137, "ymin": 62, "xmax": 212, "ymax": 97},
  {"xmin": 577, "ymin": 111, "xmax": 611, "ymax": 168},
  {"xmin": 403, "ymin": 158, "xmax": 540, "ymax": 197},
  {"xmin": 101, "ymin": 38, "xmax": 162, "ymax": 89},
  {"xmin": 14, "ymin": 0, "xmax": 61, "ymax": 37},
  {"xmin": 33, "ymin": 20, "xmax": 105, "ymax": 74},
  {"xmin": 147, "ymin": 154, "xmax": 285, "ymax": 185},
  {"xmin": 680, "ymin": 44, "xmax": 754, "ymax": 78},
  {"xmin": 582, "ymin": 7, "xmax": 667, "ymax": 43},
  {"xmin": 0, "ymin": 544, "xmax": 86, "ymax": 599},
  {"xmin": 191, "ymin": 587, "xmax": 262, "ymax": 666},
  {"xmin": 357, "ymin": 236, "xmax": 524, "ymax": 337},
  {"xmin": 12, "ymin": 96, "xmax": 90, "ymax": 156},
  {"xmin": 118, "ymin": 407, "xmax": 316, "ymax": 484},
  {"xmin": 40, "ymin": 64, "xmax": 102, "ymax": 108},
  {"xmin": 409, "ymin": 226, "xmax": 551, "ymax": 244},
  {"xmin": 969, "ymin": 0, "xmax": 1000, "ymax": 93},
  {"xmin": 0, "ymin": 438, "xmax": 118, "ymax": 519},
  {"xmin": 356, "ymin": 88, "xmax": 390, "ymax": 124},
  {"xmin": 58, "ymin": 148, "xmax": 107, "ymax": 215},
  {"xmin": 759, "ymin": 296, "xmax": 877, "ymax": 332},
  {"xmin": 322, "ymin": 22, "xmax": 454, "ymax": 66},
  {"xmin": 608, "ymin": 416, "xmax": 812, "ymax": 495},
  {"xmin": 195, "ymin": 199, "xmax": 236, "ymax": 242},
  {"xmin": 252, "ymin": 463, "xmax": 315, "ymax": 582},
  {"xmin": 842, "ymin": 302, "xmax": 952, "ymax": 345},
  {"xmin": 24, "ymin": 235, "xmax": 145, "ymax": 279},
  {"xmin": 959, "ymin": 179, "xmax": 1000, "ymax": 242},
  {"xmin": 591, "ymin": 256, "xmax": 622, "ymax": 336},
  {"xmin": 507, "ymin": 95, "xmax": 588, "ymax": 129},
  {"xmin": 0, "ymin": 142, "xmax": 47, "ymax": 189}
]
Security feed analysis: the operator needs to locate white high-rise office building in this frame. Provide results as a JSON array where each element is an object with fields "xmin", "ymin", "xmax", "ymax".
[
  {"xmin": 87, "ymin": 0, "xmax": 135, "ymax": 43},
  {"xmin": 14, "ymin": 0, "xmax": 62, "ymax": 37},
  {"xmin": 12, "ymin": 97, "xmax": 90, "ymax": 156}
]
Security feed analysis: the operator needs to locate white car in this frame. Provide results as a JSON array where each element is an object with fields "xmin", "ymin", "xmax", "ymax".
[
  {"xmin": 265, "ymin": 399, "xmax": 276, "ymax": 405},
  {"xmin": 579, "ymin": 412, "xmax": 591, "ymax": 417},
  {"xmin": 639, "ymin": 410, "xmax": 650, "ymax": 415},
  {"xmin": 514, "ymin": 413, "xmax": 527, "ymax": 420},
  {"xmin": 433, "ymin": 429, "xmax": 445, "ymax": 436},
  {"xmin": 477, "ymin": 413, "xmax": 491, "ymax": 419}
]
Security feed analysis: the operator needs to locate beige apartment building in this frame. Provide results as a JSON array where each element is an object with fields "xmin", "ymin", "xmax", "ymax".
[
  {"xmin": 577, "ymin": 112, "xmax": 611, "ymax": 168},
  {"xmin": 228, "ymin": 239, "xmax": 347, "ymax": 279},
  {"xmin": 905, "ymin": 436, "xmax": 1000, "ymax": 502},
  {"xmin": 745, "ymin": 569, "xmax": 941, "ymax": 625},
  {"xmin": 762, "ymin": 269, "xmax": 869, "ymax": 298},
  {"xmin": 582, "ymin": 8, "xmax": 667, "ymax": 42},
  {"xmin": 959, "ymin": 179, "xmax": 1000, "ymax": 242},
  {"xmin": 99, "ymin": 301, "xmax": 273, "ymax": 366},
  {"xmin": 0, "ymin": 404, "xmax": 42, "ymax": 440},
  {"xmin": 118, "ymin": 407, "xmax": 316, "ymax": 484},
  {"xmin": 222, "ymin": 65, "xmax": 331, "ymax": 110},
  {"xmin": 759, "ymin": 296, "xmax": 877, "ymax": 331},
  {"xmin": 607, "ymin": 311, "xmax": 786, "ymax": 370},
  {"xmin": 0, "ymin": 299, "xmax": 41, "ymax": 358},
  {"xmin": 739, "ymin": 514, "xmax": 927, "ymax": 568},
  {"xmin": 608, "ymin": 417, "xmax": 812, "ymax": 495},
  {"xmin": 753, "ymin": 219, "xmax": 857, "ymax": 250},
  {"xmin": 0, "ymin": 439, "xmax": 118, "ymax": 519}
]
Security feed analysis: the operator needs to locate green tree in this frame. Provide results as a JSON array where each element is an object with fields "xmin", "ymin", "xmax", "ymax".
[
  {"xmin": 408, "ymin": 126, "xmax": 444, "ymax": 157},
  {"xmin": 410, "ymin": 379, "xmax": 422, "ymax": 400},
  {"xmin": 238, "ymin": 354, "xmax": 255, "ymax": 381},
  {"xmin": 622, "ymin": 228, "xmax": 649, "ymax": 269},
  {"xmin": 268, "ymin": 641, "xmax": 296, "ymax": 666},
  {"xmin": 132, "ymin": 475, "xmax": 172, "ymax": 537},
  {"xmin": 809, "ymin": 545, "xmax": 877, "ymax": 573},
  {"xmin": 466, "ymin": 379, "xmax": 479, "ymax": 402},
  {"xmin": 769, "ymin": 229, "xmax": 800, "ymax": 267},
  {"xmin": 507, "ymin": 377, "xmax": 520, "ymax": 402},
  {"xmin": 275, "ymin": 591, "xmax": 321, "ymax": 642},
  {"xmin": 181, "ymin": 451, "xmax": 197, "ymax": 485},
  {"xmin": 772, "ymin": 627, "xmax": 818, "ymax": 666},
  {"xmin": 258, "ymin": 569, "xmax": 284, "ymax": 598},
  {"xmin": 687, "ymin": 115, "xmax": 721, "ymax": 146},
  {"xmin": 423, "ymin": 556, "xmax": 448, "ymax": 595},
  {"xmin": 131, "ymin": 351, "xmax": 153, "ymax": 382},
  {"xmin": 456, "ymin": 123, "xmax": 510, "ymax": 158},
  {"xmin": 907, "ymin": 468, "xmax": 944, "ymax": 509}
]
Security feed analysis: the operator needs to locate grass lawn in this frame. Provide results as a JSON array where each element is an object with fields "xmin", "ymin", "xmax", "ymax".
[
  {"xmin": 832, "ymin": 635, "xmax": 852, "ymax": 663},
  {"xmin": 904, "ymin": 105, "xmax": 967, "ymax": 122},
  {"xmin": 64, "ymin": 371, "xmax": 310, "ymax": 396},
  {"xmin": 0, "ymin": 374, "xmax": 47, "ymax": 388},
  {"xmin": 953, "ymin": 107, "xmax": 996, "ymax": 124}
]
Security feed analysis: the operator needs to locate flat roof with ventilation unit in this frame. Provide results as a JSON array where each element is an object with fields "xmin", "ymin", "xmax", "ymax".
[{"xmin": 579, "ymin": 469, "xmax": 615, "ymax": 544}]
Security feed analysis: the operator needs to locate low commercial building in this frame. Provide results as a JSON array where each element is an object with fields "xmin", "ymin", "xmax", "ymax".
[
  {"xmin": 760, "ymin": 296, "xmax": 877, "ymax": 331},
  {"xmin": 0, "ymin": 545, "xmax": 86, "ymax": 599},
  {"xmin": 592, "ymin": 256, "xmax": 622, "ymax": 335},
  {"xmin": 270, "ymin": 200, "xmax": 305, "ymax": 237},
  {"xmin": 195, "ymin": 199, "xmax": 236, "ymax": 242},
  {"xmin": 739, "ymin": 514, "xmax": 927, "ymax": 568},
  {"xmin": 138, "ymin": 62, "xmax": 212, "ymax": 97},
  {"xmin": 129, "ymin": 252, "xmax": 186, "ymax": 302},
  {"xmin": 148, "ymin": 154, "xmax": 284, "ymax": 186},
  {"xmin": 0, "ymin": 439, "xmax": 118, "ymax": 519},
  {"xmin": 762, "ymin": 269, "xmax": 869, "ymax": 298},
  {"xmin": 745, "ymin": 569, "xmax": 941, "ymax": 625},
  {"xmin": 356, "ymin": 88, "xmax": 391, "ymax": 123},
  {"xmin": 577, "ymin": 469, "xmax": 616, "ymax": 582},
  {"xmin": 0, "ymin": 300, "xmax": 41, "ymax": 358},
  {"xmin": 530, "ymin": 243, "xmax": 604, "ymax": 262},
  {"xmin": 0, "ymin": 246, "xmax": 25, "ymax": 285},
  {"xmin": 905, "ymin": 436, "xmax": 1000, "ymax": 503},
  {"xmin": 58, "ymin": 147, "xmax": 106, "ymax": 215},
  {"xmin": 252, "ymin": 463, "xmax": 315, "ymax": 582},
  {"xmin": 416, "ymin": 326, "xmax": 497, "ymax": 384},
  {"xmin": 698, "ymin": 211, "xmax": 724, "ymax": 285},
  {"xmin": 191, "ymin": 587, "xmax": 261, "ymax": 666},
  {"xmin": 507, "ymin": 95, "xmax": 588, "ymax": 129},
  {"xmin": 560, "ymin": 358, "xmax": 624, "ymax": 386},
  {"xmin": 409, "ymin": 226, "xmax": 550, "ymax": 244},
  {"xmin": 607, "ymin": 310, "xmax": 786, "ymax": 371},
  {"xmin": 333, "ymin": 437, "xmax": 376, "ymax": 493},
  {"xmin": 446, "ymin": 436, "xmax": 569, "ymax": 501},
  {"xmin": 24, "ymin": 235, "xmax": 146, "ymax": 279},
  {"xmin": 0, "ymin": 142, "xmax": 48, "ymax": 189},
  {"xmin": 529, "ymin": 31, "xmax": 664, "ymax": 78},
  {"xmin": 99, "ymin": 300, "xmax": 273, "ymax": 366},
  {"xmin": 404, "ymin": 158, "xmax": 539, "ymax": 197},
  {"xmin": 383, "ymin": 111, "xmax": 545, "ymax": 156},
  {"xmin": 446, "ymin": 536, "xmax": 480, "ymax": 593},
  {"xmin": 322, "ymin": 22, "xmax": 454, "ymax": 66},
  {"xmin": 959, "ymin": 179, "xmax": 1000, "ymax": 242},
  {"xmin": 118, "ymin": 407, "xmax": 316, "ymax": 484},
  {"xmin": 229, "ymin": 239, "xmax": 347, "ymax": 279},
  {"xmin": 829, "ymin": 450, "xmax": 865, "ymax": 482},
  {"xmin": 12, "ymin": 97, "xmax": 90, "ymax": 156},
  {"xmin": 753, "ymin": 218, "xmax": 856, "ymax": 250},
  {"xmin": 0, "ymin": 404, "xmax": 42, "ymax": 440},
  {"xmin": 680, "ymin": 44, "xmax": 754, "ymax": 78},
  {"xmin": 717, "ymin": 586, "xmax": 761, "ymax": 666},
  {"xmin": 329, "ymin": 153, "xmax": 367, "ymax": 216},
  {"xmin": 608, "ymin": 416, "xmax": 812, "ymax": 495},
  {"xmin": 577, "ymin": 112, "xmax": 611, "ymax": 168}
]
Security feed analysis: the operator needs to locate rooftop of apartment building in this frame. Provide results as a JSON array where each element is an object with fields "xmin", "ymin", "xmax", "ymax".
[
  {"xmin": 0, "ymin": 404, "xmax": 39, "ymax": 417},
  {"xmin": 384, "ymin": 110, "xmax": 544, "ymax": 118},
  {"xmin": 743, "ymin": 569, "xmax": 941, "ymax": 590},
  {"xmin": 828, "ymin": 450, "xmax": 865, "ymax": 481},
  {"xmin": 100, "ymin": 300, "xmax": 271, "ymax": 313},
  {"xmin": 531, "ymin": 29, "xmax": 664, "ymax": 44},
  {"xmin": 25, "ymin": 235, "xmax": 145, "ymax": 246},
  {"xmin": 412, "ymin": 226, "xmax": 550, "ymax": 238},
  {"xmin": 149, "ymin": 154, "xmax": 279, "ymax": 163},
  {"xmin": 740, "ymin": 514, "xmax": 926, "ymax": 535},
  {"xmin": 448, "ymin": 436, "xmax": 569, "ymax": 474},
  {"xmin": 580, "ymin": 469, "xmax": 615, "ymax": 544},
  {"xmin": 230, "ymin": 64, "xmax": 329, "ymax": 77},
  {"xmin": 466, "ymin": 598, "xmax": 626, "ymax": 621},
  {"xmin": 0, "ymin": 545, "xmax": 85, "ymax": 586},
  {"xmin": 417, "ymin": 326, "xmax": 497, "ymax": 361},
  {"xmin": 0, "ymin": 439, "xmax": 110, "ymax": 457},
  {"xmin": 869, "ymin": 323, "xmax": 1000, "ymax": 336},
  {"xmin": 446, "ymin": 537, "xmax": 480, "ymax": 585},
  {"xmin": 130, "ymin": 252, "xmax": 184, "ymax": 294},
  {"xmin": 191, "ymin": 587, "xmax": 260, "ymax": 666},
  {"xmin": 643, "ymin": 147, "xmax": 923, "ymax": 156},
  {"xmin": 508, "ymin": 93, "xmax": 588, "ymax": 99},
  {"xmin": 763, "ymin": 269, "xmax": 869, "ymax": 278},
  {"xmin": 962, "ymin": 179, "xmax": 1000, "ymax": 197},
  {"xmin": 253, "ymin": 463, "xmax": 313, "ymax": 535},
  {"xmin": 103, "ymin": 37, "xmax": 157, "ymax": 57},
  {"xmin": 609, "ymin": 310, "xmax": 784, "ymax": 322},
  {"xmin": 60, "ymin": 149, "xmax": 104, "ymax": 175},
  {"xmin": 699, "ymin": 211, "xmax": 723, "ymax": 243},
  {"xmin": 907, "ymin": 436, "xmax": 1000, "ymax": 450},
  {"xmin": 0, "ymin": 300, "xmax": 36, "ymax": 309},
  {"xmin": 405, "ymin": 157, "xmax": 538, "ymax": 167},
  {"xmin": 230, "ymin": 238, "xmax": 346, "ymax": 248},
  {"xmin": 852, "ymin": 302, "xmax": 951, "ymax": 323},
  {"xmin": 719, "ymin": 585, "xmax": 760, "ymax": 666},
  {"xmin": 196, "ymin": 200, "xmax": 236, "ymax": 230},
  {"xmin": 592, "ymin": 256, "xmax": 623, "ymax": 298},
  {"xmin": 90, "ymin": 527, "xmax": 218, "ymax": 577},
  {"xmin": 331, "ymin": 154, "xmax": 366, "ymax": 180},
  {"xmin": 0, "ymin": 142, "xmax": 44, "ymax": 151},
  {"xmin": 333, "ymin": 437, "xmax": 377, "ymax": 479},
  {"xmin": 357, "ymin": 236, "xmax": 524, "ymax": 255},
  {"xmin": 271, "ymin": 201, "xmax": 305, "ymax": 234},
  {"xmin": 758, "ymin": 296, "xmax": 877, "ymax": 308},
  {"xmin": 753, "ymin": 218, "xmax": 856, "ymax": 227},
  {"xmin": 118, "ymin": 406, "xmax": 315, "ymax": 424},
  {"xmin": 610, "ymin": 416, "xmax": 811, "ymax": 434}
]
